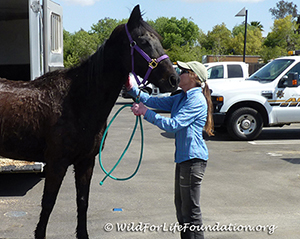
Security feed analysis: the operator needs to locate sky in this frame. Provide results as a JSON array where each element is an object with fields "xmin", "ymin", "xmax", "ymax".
[{"xmin": 58, "ymin": 0, "xmax": 279, "ymax": 37}]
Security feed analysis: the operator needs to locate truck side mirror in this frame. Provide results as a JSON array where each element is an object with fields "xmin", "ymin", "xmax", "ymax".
[{"xmin": 287, "ymin": 72, "xmax": 299, "ymax": 87}]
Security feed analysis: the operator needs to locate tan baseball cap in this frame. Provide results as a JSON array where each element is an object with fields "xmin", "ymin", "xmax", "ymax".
[{"xmin": 177, "ymin": 61, "xmax": 208, "ymax": 83}]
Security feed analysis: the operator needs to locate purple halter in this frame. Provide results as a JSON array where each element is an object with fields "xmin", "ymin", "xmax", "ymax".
[{"xmin": 125, "ymin": 24, "xmax": 169, "ymax": 86}]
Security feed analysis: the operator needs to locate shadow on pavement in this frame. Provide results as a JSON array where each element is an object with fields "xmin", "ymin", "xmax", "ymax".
[{"xmin": 0, "ymin": 173, "xmax": 43, "ymax": 196}]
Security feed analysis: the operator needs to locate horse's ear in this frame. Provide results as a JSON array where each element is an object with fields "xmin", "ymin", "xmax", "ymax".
[{"xmin": 127, "ymin": 5, "xmax": 142, "ymax": 29}]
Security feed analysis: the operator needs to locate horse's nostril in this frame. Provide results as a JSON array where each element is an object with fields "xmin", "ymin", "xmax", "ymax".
[{"xmin": 169, "ymin": 74, "xmax": 180, "ymax": 88}]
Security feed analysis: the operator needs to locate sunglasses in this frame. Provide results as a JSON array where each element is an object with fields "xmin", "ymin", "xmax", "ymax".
[{"xmin": 179, "ymin": 69, "xmax": 191, "ymax": 75}]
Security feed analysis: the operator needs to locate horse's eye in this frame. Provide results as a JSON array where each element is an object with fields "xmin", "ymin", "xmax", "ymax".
[{"xmin": 138, "ymin": 36, "xmax": 148, "ymax": 45}]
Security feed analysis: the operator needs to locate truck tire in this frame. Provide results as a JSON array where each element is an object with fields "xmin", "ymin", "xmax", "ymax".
[{"xmin": 227, "ymin": 107, "xmax": 263, "ymax": 140}]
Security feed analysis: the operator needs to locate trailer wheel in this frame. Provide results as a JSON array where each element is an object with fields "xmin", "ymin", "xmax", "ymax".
[{"xmin": 227, "ymin": 107, "xmax": 263, "ymax": 140}]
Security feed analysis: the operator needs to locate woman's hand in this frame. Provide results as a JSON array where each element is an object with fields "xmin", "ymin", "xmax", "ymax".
[
  {"xmin": 125, "ymin": 75, "xmax": 134, "ymax": 91},
  {"xmin": 131, "ymin": 102, "xmax": 148, "ymax": 116}
]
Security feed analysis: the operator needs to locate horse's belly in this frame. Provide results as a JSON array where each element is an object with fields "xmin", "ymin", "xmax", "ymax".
[{"xmin": 0, "ymin": 130, "xmax": 46, "ymax": 162}]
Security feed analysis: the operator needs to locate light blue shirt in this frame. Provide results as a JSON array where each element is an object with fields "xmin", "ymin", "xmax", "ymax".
[{"xmin": 128, "ymin": 86, "xmax": 208, "ymax": 163}]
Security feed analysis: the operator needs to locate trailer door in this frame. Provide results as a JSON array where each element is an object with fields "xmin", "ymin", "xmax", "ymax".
[
  {"xmin": 29, "ymin": 0, "xmax": 42, "ymax": 80},
  {"xmin": 44, "ymin": 0, "xmax": 63, "ymax": 73}
]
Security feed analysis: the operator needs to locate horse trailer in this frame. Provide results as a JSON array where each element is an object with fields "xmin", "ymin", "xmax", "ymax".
[{"xmin": 0, "ymin": 0, "xmax": 63, "ymax": 173}]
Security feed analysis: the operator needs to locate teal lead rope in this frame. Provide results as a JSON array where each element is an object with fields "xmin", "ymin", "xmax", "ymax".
[{"xmin": 99, "ymin": 95, "xmax": 143, "ymax": 185}]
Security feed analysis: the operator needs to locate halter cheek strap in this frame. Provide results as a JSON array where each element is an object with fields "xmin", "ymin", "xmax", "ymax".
[{"xmin": 125, "ymin": 24, "xmax": 169, "ymax": 86}]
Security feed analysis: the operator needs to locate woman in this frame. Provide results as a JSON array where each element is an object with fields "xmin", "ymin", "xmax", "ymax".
[{"xmin": 126, "ymin": 61, "xmax": 214, "ymax": 239}]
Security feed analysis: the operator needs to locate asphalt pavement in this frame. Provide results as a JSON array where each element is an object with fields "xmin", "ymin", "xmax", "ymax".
[{"xmin": 0, "ymin": 97, "xmax": 300, "ymax": 239}]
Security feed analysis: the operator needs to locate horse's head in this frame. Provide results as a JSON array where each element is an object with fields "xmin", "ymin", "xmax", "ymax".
[{"xmin": 124, "ymin": 5, "xmax": 179, "ymax": 93}]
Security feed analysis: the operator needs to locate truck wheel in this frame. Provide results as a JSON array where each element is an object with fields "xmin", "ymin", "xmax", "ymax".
[{"xmin": 227, "ymin": 107, "xmax": 263, "ymax": 140}]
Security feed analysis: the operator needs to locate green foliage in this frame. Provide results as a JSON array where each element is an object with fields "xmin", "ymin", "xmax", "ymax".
[
  {"xmin": 63, "ymin": 1, "xmax": 300, "ymax": 67},
  {"xmin": 167, "ymin": 44, "xmax": 208, "ymax": 63},
  {"xmin": 90, "ymin": 18, "xmax": 127, "ymax": 45},
  {"xmin": 202, "ymin": 23, "xmax": 232, "ymax": 55},
  {"xmin": 63, "ymin": 29, "xmax": 99, "ymax": 68},
  {"xmin": 259, "ymin": 46, "xmax": 286, "ymax": 62},
  {"xmin": 264, "ymin": 15, "xmax": 300, "ymax": 52},
  {"xmin": 230, "ymin": 27, "xmax": 263, "ymax": 55},
  {"xmin": 232, "ymin": 23, "xmax": 258, "ymax": 37},
  {"xmin": 269, "ymin": 0, "xmax": 298, "ymax": 19},
  {"xmin": 250, "ymin": 21, "xmax": 264, "ymax": 31},
  {"xmin": 63, "ymin": 18, "xmax": 127, "ymax": 67},
  {"xmin": 149, "ymin": 17, "xmax": 200, "ymax": 49}
]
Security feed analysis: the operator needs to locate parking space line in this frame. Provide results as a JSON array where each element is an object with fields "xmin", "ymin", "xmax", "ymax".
[{"xmin": 249, "ymin": 140, "xmax": 300, "ymax": 145}]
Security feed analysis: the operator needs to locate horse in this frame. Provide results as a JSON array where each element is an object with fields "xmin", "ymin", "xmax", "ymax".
[{"xmin": 0, "ymin": 5, "xmax": 179, "ymax": 239}]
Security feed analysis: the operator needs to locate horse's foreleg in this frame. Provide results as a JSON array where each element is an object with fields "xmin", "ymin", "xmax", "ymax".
[
  {"xmin": 74, "ymin": 157, "xmax": 95, "ymax": 239},
  {"xmin": 35, "ymin": 162, "xmax": 68, "ymax": 239}
]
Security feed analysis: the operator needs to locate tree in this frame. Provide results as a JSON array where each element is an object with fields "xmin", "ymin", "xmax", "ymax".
[
  {"xmin": 264, "ymin": 15, "xmax": 300, "ymax": 52},
  {"xmin": 259, "ymin": 46, "xmax": 286, "ymax": 62},
  {"xmin": 63, "ymin": 29, "xmax": 99, "ymax": 68},
  {"xmin": 62, "ymin": 5, "xmax": 299, "ymax": 68},
  {"xmin": 230, "ymin": 27, "xmax": 263, "ymax": 56},
  {"xmin": 167, "ymin": 43, "xmax": 208, "ymax": 63},
  {"xmin": 232, "ymin": 23, "xmax": 257, "ymax": 37},
  {"xmin": 90, "ymin": 17, "xmax": 127, "ymax": 45},
  {"xmin": 149, "ymin": 17, "xmax": 200, "ymax": 49},
  {"xmin": 269, "ymin": 0, "xmax": 298, "ymax": 19},
  {"xmin": 250, "ymin": 21, "xmax": 264, "ymax": 31},
  {"xmin": 230, "ymin": 23, "xmax": 263, "ymax": 55},
  {"xmin": 202, "ymin": 23, "xmax": 232, "ymax": 55}
]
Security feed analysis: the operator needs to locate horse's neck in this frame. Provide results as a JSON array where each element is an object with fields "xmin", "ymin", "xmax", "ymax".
[{"xmin": 68, "ymin": 48, "xmax": 127, "ymax": 125}]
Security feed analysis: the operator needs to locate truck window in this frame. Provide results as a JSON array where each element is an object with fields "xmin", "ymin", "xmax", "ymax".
[
  {"xmin": 282, "ymin": 62, "xmax": 300, "ymax": 87},
  {"xmin": 207, "ymin": 65, "xmax": 224, "ymax": 79},
  {"xmin": 287, "ymin": 62, "xmax": 300, "ymax": 79},
  {"xmin": 249, "ymin": 59, "xmax": 294, "ymax": 82},
  {"xmin": 227, "ymin": 64, "xmax": 243, "ymax": 78}
]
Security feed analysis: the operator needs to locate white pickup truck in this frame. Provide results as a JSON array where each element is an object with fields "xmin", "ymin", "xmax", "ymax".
[{"xmin": 211, "ymin": 51, "xmax": 300, "ymax": 140}]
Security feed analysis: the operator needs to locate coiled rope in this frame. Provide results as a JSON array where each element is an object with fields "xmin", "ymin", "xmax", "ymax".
[{"xmin": 98, "ymin": 103, "xmax": 143, "ymax": 185}]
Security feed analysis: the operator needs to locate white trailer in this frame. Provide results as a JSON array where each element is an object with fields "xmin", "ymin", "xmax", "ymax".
[
  {"xmin": 0, "ymin": 0, "xmax": 63, "ymax": 81},
  {"xmin": 0, "ymin": 0, "xmax": 63, "ymax": 173}
]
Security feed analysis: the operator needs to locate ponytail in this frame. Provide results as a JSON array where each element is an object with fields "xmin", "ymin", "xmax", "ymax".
[
  {"xmin": 190, "ymin": 71, "xmax": 214, "ymax": 136},
  {"xmin": 203, "ymin": 83, "xmax": 214, "ymax": 136}
]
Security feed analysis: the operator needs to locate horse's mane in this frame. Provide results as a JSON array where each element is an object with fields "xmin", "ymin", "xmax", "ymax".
[
  {"xmin": 87, "ymin": 40, "xmax": 106, "ymax": 83},
  {"xmin": 84, "ymin": 40, "xmax": 107, "ymax": 97},
  {"xmin": 65, "ymin": 40, "xmax": 106, "ymax": 100}
]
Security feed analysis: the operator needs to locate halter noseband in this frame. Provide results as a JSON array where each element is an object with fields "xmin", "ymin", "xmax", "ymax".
[{"xmin": 125, "ymin": 24, "xmax": 169, "ymax": 86}]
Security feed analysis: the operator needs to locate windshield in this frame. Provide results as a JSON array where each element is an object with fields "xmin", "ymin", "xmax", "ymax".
[{"xmin": 248, "ymin": 59, "xmax": 295, "ymax": 82}]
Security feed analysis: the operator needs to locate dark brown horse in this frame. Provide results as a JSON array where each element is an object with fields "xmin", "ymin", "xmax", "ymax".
[{"xmin": 0, "ymin": 5, "xmax": 179, "ymax": 239}]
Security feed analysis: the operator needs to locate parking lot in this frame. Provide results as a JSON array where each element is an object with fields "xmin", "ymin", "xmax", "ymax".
[{"xmin": 1, "ymin": 97, "xmax": 300, "ymax": 239}]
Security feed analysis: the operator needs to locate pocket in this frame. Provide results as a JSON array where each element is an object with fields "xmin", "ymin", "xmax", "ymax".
[
  {"xmin": 179, "ymin": 163, "xmax": 191, "ymax": 187},
  {"xmin": 179, "ymin": 159, "xmax": 207, "ymax": 187},
  {"xmin": 191, "ymin": 160, "xmax": 206, "ymax": 185}
]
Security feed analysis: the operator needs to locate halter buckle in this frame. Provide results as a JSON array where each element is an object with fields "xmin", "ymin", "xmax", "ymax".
[{"xmin": 149, "ymin": 59, "xmax": 158, "ymax": 69}]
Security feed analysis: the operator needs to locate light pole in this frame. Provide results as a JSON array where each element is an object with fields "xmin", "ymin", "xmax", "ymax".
[{"xmin": 235, "ymin": 7, "xmax": 248, "ymax": 62}]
